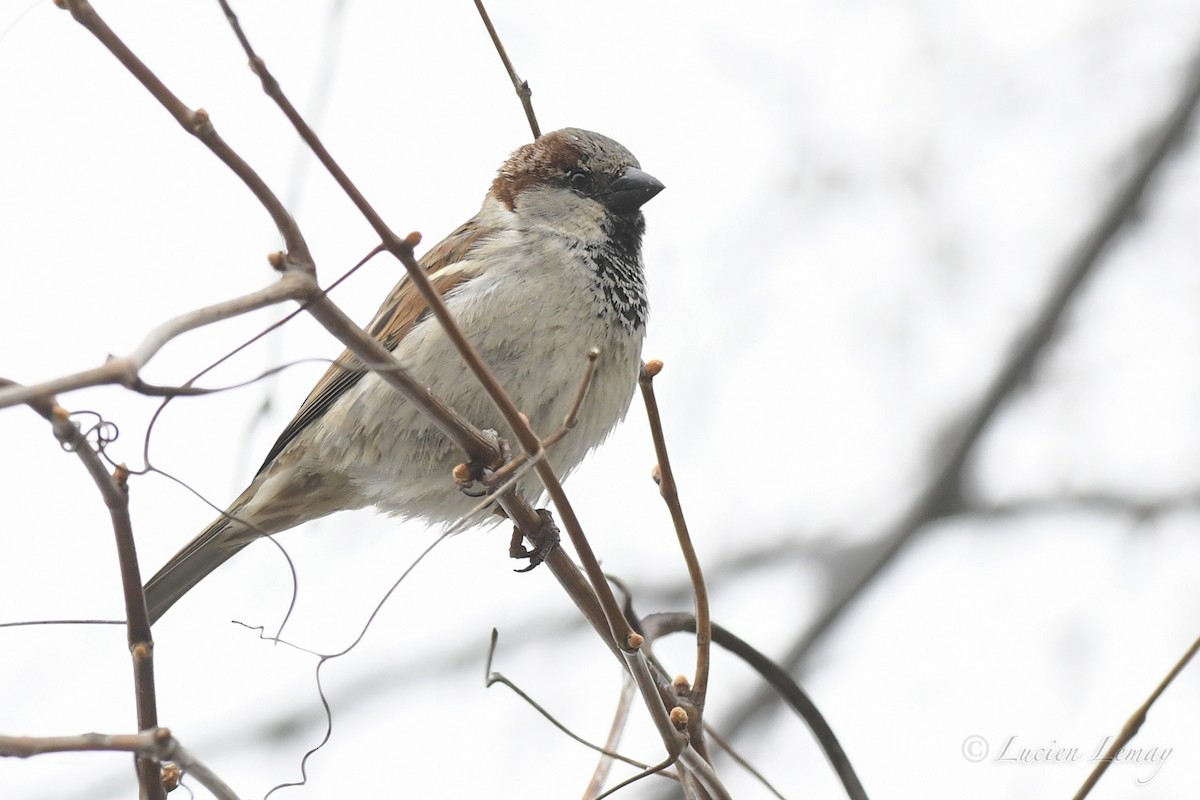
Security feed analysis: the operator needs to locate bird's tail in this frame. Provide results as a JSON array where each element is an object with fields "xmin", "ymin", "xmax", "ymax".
[
  {"xmin": 143, "ymin": 509, "xmax": 257, "ymax": 625},
  {"xmin": 143, "ymin": 470, "xmax": 351, "ymax": 624}
]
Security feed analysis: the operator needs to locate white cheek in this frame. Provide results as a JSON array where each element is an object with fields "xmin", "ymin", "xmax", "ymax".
[{"xmin": 513, "ymin": 185, "xmax": 608, "ymax": 241}]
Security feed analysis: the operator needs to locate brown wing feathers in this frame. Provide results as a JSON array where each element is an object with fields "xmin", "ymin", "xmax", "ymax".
[{"xmin": 256, "ymin": 223, "xmax": 493, "ymax": 475}]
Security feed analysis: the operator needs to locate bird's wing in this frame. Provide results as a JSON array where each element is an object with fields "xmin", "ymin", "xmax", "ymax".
[{"xmin": 255, "ymin": 220, "xmax": 495, "ymax": 474}]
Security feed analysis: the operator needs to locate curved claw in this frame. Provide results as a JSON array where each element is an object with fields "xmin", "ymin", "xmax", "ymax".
[{"xmin": 508, "ymin": 509, "xmax": 560, "ymax": 572}]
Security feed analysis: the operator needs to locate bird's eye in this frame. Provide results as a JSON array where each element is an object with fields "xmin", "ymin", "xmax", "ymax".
[{"xmin": 567, "ymin": 169, "xmax": 595, "ymax": 194}]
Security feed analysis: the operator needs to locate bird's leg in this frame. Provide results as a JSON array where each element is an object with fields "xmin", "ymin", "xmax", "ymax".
[
  {"xmin": 510, "ymin": 508, "xmax": 559, "ymax": 572},
  {"xmin": 452, "ymin": 427, "xmax": 557, "ymax": 569}
]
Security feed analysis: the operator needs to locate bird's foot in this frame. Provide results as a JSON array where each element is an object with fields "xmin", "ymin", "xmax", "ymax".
[{"xmin": 510, "ymin": 508, "xmax": 559, "ymax": 572}]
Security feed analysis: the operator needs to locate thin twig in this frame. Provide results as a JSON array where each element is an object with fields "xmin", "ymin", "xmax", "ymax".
[
  {"xmin": 472, "ymin": 0, "xmax": 540, "ymax": 139},
  {"xmin": 158, "ymin": 735, "xmax": 244, "ymax": 800},
  {"xmin": 632, "ymin": 376, "xmax": 717, "ymax": 781},
  {"xmin": 704, "ymin": 725, "xmax": 788, "ymax": 800},
  {"xmin": 640, "ymin": 360, "xmax": 712, "ymax": 717},
  {"xmin": 291, "ymin": 284, "xmax": 504, "ymax": 464},
  {"xmin": 1072, "ymin": 634, "xmax": 1200, "ymax": 800},
  {"xmin": 8, "ymin": 385, "xmax": 165, "ymax": 800},
  {"xmin": 482, "ymin": 347, "xmax": 600, "ymax": 487},
  {"xmin": 0, "ymin": 729, "xmax": 242, "ymax": 800},
  {"xmin": 0, "ymin": 731, "xmax": 157, "ymax": 758},
  {"xmin": 680, "ymin": 744, "xmax": 735, "ymax": 800},
  {"xmin": 0, "ymin": 274, "xmax": 309, "ymax": 411},
  {"xmin": 254, "ymin": 530, "xmax": 454, "ymax": 798},
  {"xmin": 642, "ymin": 612, "xmax": 869, "ymax": 800},
  {"xmin": 245, "ymin": 0, "xmax": 350, "ymax": 477},
  {"xmin": 582, "ymin": 672, "xmax": 647, "ymax": 799},
  {"xmin": 0, "ymin": 618, "xmax": 124, "ymax": 628},
  {"xmin": 60, "ymin": 0, "xmax": 311, "ymax": 266},
  {"xmin": 593, "ymin": 751, "xmax": 690, "ymax": 800},
  {"xmin": 128, "ymin": 358, "xmax": 337, "ymax": 399},
  {"xmin": 484, "ymin": 631, "xmax": 653, "ymax": 772},
  {"xmin": 139, "ymin": 244, "xmax": 385, "ymax": 471}
]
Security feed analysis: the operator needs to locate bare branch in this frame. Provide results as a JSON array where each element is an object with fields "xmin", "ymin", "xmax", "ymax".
[
  {"xmin": 593, "ymin": 751, "xmax": 688, "ymax": 800},
  {"xmin": 0, "ymin": 274, "xmax": 308, "ymax": 411},
  {"xmin": 472, "ymin": 0, "xmax": 541, "ymax": 139},
  {"xmin": 0, "ymin": 619, "xmax": 123, "ymax": 629},
  {"xmin": 1072, "ymin": 634, "xmax": 1200, "ymax": 799},
  {"xmin": 582, "ymin": 672, "xmax": 645, "ymax": 799},
  {"xmin": 243, "ymin": 530, "xmax": 454, "ymax": 798},
  {"xmin": 8, "ymin": 388, "xmax": 163, "ymax": 799},
  {"xmin": 640, "ymin": 359, "xmax": 712, "ymax": 717},
  {"xmin": 60, "ymin": 0, "xmax": 312, "ymax": 266},
  {"xmin": 158, "ymin": 735, "xmax": 244, "ymax": 800},
  {"xmin": 138, "ymin": 244, "xmax": 385, "ymax": 471},
  {"xmin": 482, "ymin": 348, "xmax": 601, "ymax": 490},
  {"xmin": 484, "ymin": 630, "xmax": 654, "ymax": 773},
  {"xmin": 642, "ymin": 612, "xmax": 870, "ymax": 800},
  {"xmin": 299, "ymin": 285, "xmax": 501, "ymax": 463},
  {"xmin": 0, "ymin": 731, "xmax": 156, "ymax": 758},
  {"xmin": 703, "ymin": 725, "xmax": 788, "ymax": 800},
  {"xmin": 0, "ymin": 729, "xmax": 242, "ymax": 800}
]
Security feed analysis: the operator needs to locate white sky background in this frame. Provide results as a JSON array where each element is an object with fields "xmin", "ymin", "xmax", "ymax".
[{"xmin": 1, "ymin": 1, "xmax": 1199, "ymax": 798}]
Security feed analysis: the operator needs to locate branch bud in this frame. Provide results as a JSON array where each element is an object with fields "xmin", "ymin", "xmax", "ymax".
[
  {"xmin": 669, "ymin": 706, "xmax": 689, "ymax": 730},
  {"xmin": 189, "ymin": 108, "xmax": 211, "ymax": 135},
  {"xmin": 161, "ymin": 763, "xmax": 181, "ymax": 792}
]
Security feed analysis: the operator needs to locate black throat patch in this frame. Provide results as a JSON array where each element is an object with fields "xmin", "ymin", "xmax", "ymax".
[{"xmin": 588, "ymin": 213, "xmax": 649, "ymax": 332}]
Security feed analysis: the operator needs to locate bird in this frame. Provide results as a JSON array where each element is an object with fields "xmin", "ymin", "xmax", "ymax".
[{"xmin": 143, "ymin": 128, "xmax": 664, "ymax": 624}]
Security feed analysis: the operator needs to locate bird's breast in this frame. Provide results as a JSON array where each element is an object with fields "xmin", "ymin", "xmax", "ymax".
[{"xmin": 319, "ymin": 233, "xmax": 646, "ymax": 523}]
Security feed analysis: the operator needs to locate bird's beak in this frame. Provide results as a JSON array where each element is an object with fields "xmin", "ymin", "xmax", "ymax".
[{"xmin": 604, "ymin": 166, "xmax": 665, "ymax": 213}]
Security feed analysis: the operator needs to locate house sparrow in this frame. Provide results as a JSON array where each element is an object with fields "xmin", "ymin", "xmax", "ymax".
[{"xmin": 143, "ymin": 128, "xmax": 664, "ymax": 623}]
